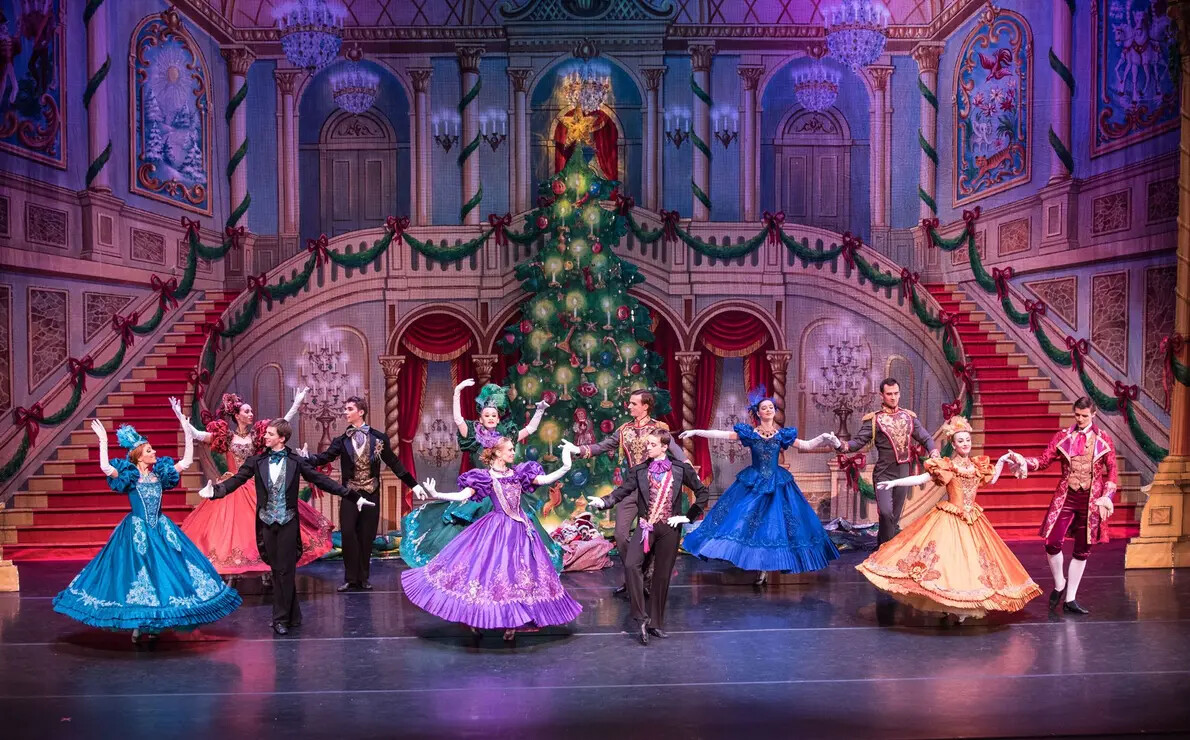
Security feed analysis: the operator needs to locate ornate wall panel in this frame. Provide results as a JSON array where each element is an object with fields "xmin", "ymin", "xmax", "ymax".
[
  {"xmin": 953, "ymin": 7, "xmax": 1031, "ymax": 206},
  {"xmin": 1142, "ymin": 266, "xmax": 1176, "ymax": 403},
  {"xmin": 1091, "ymin": 0, "xmax": 1178, "ymax": 156},
  {"xmin": 1091, "ymin": 189, "xmax": 1131, "ymax": 235},
  {"xmin": 83, "ymin": 292, "xmax": 134, "ymax": 343},
  {"xmin": 0, "ymin": 0, "xmax": 65, "ymax": 167},
  {"xmin": 997, "ymin": 217, "xmax": 1030, "ymax": 256},
  {"xmin": 1090, "ymin": 271, "xmax": 1128, "ymax": 373},
  {"xmin": 130, "ymin": 11, "xmax": 213, "ymax": 214},
  {"xmin": 27, "ymin": 287, "xmax": 66, "ymax": 389},
  {"xmin": 1023, "ymin": 276, "xmax": 1078, "ymax": 327}
]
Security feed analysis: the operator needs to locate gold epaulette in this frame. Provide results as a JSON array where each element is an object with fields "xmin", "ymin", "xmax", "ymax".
[{"xmin": 861, "ymin": 411, "xmax": 876, "ymax": 422}]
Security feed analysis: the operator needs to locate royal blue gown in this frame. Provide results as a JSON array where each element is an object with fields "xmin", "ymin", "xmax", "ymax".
[
  {"xmin": 682, "ymin": 424, "xmax": 840, "ymax": 573},
  {"xmin": 52, "ymin": 457, "xmax": 242, "ymax": 632}
]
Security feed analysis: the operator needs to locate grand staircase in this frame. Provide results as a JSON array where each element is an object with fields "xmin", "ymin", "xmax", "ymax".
[
  {"xmin": 0, "ymin": 293, "xmax": 233, "ymax": 561},
  {"xmin": 925, "ymin": 284, "xmax": 1143, "ymax": 540}
]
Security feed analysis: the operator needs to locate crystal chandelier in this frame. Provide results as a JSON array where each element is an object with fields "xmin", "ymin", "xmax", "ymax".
[
  {"xmin": 274, "ymin": 0, "xmax": 345, "ymax": 71},
  {"xmin": 561, "ymin": 64, "xmax": 611, "ymax": 114},
  {"xmin": 794, "ymin": 47, "xmax": 840, "ymax": 112},
  {"xmin": 823, "ymin": 0, "xmax": 891, "ymax": 71},
  {"xmin": 331, "ymin": 49, "xmax": 378, "ymax": 115}
]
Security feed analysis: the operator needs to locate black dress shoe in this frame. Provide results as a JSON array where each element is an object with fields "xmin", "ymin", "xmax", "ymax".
[
  {"xmin": 337, "ymin": 582, "xmax": 356, "ymax": 592},
  {"xmin": 613, "ymin": 584, "xmax": 627, "ymax": 596},
  {"xmin": 646, "ymin": 627, "xmax": 669, "ymax": 639},
  {"xmin": 637, "ymin": 623, "xmax": 650, "ymax": 646},
  {"xmin": 360, "ymin": 581, "xmax": 374, "ymax": 591},
  {"xmin": 1063, "ymin": 600, "xmax": 1090, "ymax": 615},
  {"xmin": 1048, "ymin": 587, "xmax": 1066, "ymax": 611},
  {"xmin": 272, "ymin": 623, "xmax": 289, "ymax": 635}
]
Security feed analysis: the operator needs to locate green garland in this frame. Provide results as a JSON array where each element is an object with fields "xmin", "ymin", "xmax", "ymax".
[
  {"xmin": 83, "ymin": 0, "xmax": 111, "ymax": 188},
  {"xmin": 691, "ymin": 75, "xmax": 713, "ymax": 212},
  {"xmin": 924, "ymin": 215, "xmax": 1169, "ymax": 462},
  {"xmin": 457, "ymin": 75, "xmax": 483, "ymax": 223}
]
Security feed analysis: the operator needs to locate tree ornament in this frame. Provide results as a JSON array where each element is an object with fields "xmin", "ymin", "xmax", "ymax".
[
  {"xmin": 598, "ymin": 350, "xmax": 614, "ymax": 367},
  {"xmin": 536, "ymin": 215, "xmax": 549, "ymax": 230},
  {"xmin": 616, "ymin": 305, "xmax": 630, "ymax": 321},
  {"xmin": 552, "ymin": 179, "xmax": 566, "ymax": 195},
  {"xmin": 570, "ymin": 354, "xmax": 581, "ymax": 367},
  {"xmin": 504, "ymin": 332, "xmax": 517, "ymax": 345},
  {"xmin": 630, "ymin": 362, "xmax": 641, "ymax": 374},
  {"xmin": 520, "ymin": 319, "xmax": 533, "ymax": 334},
  {"xmin": 591, "ymin": 241, "xmax": 602, "ymax": 254},
  {"xmin": 578, "ymin": 381, "xmax": 597, "ymax": 397},
  {"xmin": 525, "ymin": 446, "xmax": 540, "ymax": 460},
  {"xmin": 542, "ymin": 390, "xmax": 558, "ymax": 405},
  {"xmin": 600, "ymin": 419, "xmax": 615, "ymax": 434},
  {"xmin": 517, "ymin": 362, "xmax": 529, "ymax": 374}
]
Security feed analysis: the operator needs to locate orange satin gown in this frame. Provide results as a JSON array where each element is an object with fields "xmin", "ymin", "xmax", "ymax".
[{"xmin": 857, "ymin": 456, "xmax": 1041, "ymax": 618}]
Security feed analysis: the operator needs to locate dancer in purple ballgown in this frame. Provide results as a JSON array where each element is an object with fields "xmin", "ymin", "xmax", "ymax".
[{"xmin": 401, "ymin": 437, "xmax": 583, "ymax": 641}]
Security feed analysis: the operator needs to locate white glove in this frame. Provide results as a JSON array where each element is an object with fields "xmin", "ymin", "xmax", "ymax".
[
  {"xmin": 419, "ymin": 478, "xmax": 438, "ymax": 500},
  {"xmin": 92, "ymin": 419, "xmax": 116, "ymax": 477},
  {"xmin": 454, "ymin": 378, "xmax": 477, "ymax": 394},
  {"xmin": 294, "ymin": 386, "xmax": 310, "ymax": 406},
  {"xmin": 1094, "ymin": 496, "xmax": 1114, "ymax": 519},
  {"xmin": 586, "ymin": 496, "xmax": 605, "ymax": 510},
  {"xmin": 168, "ymin": 396, "xmax": 185, "ymax": 422},
  {"xmin": 560, "ymin": 441, "xmax": 579, "ymax": 468},
  {"xmin": 875, "ymin": 481, "xmax": 893, "ymax": 492},
  {"xmin": 561, "ymin": 438, "xmax": 590, "ymax": 458},
  {"xmin": 666, "ymin": 515, "xmax": 689, "ymax": 527},
  {"xmin": 356, "ymin": 496, "xmax": 377, "ymax": 512},
  {"xmin": 198, "ymin": 480, "xmax": 215, "ymax": 499},
  {"xmin": 298, "ymin": 443, "xmax": 309, "ymax": 459},
  {"xmin": 682, "ymin": 429, "xmax": 734, "ymax": 440},
  {"xmin": 525, "ymin": 399, "xmax": 549, "ymax": 434},
  {"xmin": 678, "ymin": 430, "xmax": 701, "ymax": 440},
  {"xmin": 823, "ymin": 432, "xmax": 842, "ymax": 450},
  {"xmin": 412, "ymin": 484, "xmax": 428, "ymax": 500}
]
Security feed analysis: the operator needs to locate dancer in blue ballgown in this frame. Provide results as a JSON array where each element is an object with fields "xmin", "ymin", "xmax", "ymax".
[
  {"xmin": 52, "ymin": 399, "xmax": 242, "ymax": 642},
  {"xmin": 679, "ymin": 386, "xmax": 842, "ymax": 585}
]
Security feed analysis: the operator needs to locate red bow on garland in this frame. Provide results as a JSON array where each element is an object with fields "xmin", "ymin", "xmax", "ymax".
[
  {"xmin": 1160, "ymin": 333, "xmax": 1186, "ymax": 411},
  {"xmin": 941, "ymin": 400, "xmax": 962, "ymax": 420},
  {"xmin": 487, "ymin": 212, "xmax": 512, "ymax": 247},
  {"xmin": 200, "ymin": 409, "xmax": 217, "ymax": 426},
  {"xmin": 1065, "ymin": 336, "xmax": 1089, "ymax": 372},
  {"xmin": 839, "ymin": 232, "xmax": 862, "ymax": 271},
  {"xmin": 659, "ymin": 210, "xmax": 680, "ymax": 244},
  {"xmin": 920, "ymin": 217, "xmax": 940, "ymax": 236},
  {"xmin": 67, "ymin": 356, "xmax": 94, "ymax": 392},
  {"xmin": 384, "ymin": 215, "xmax": 410, "ymax": 244},
  {"xmin": 937, "ymin": 310, "xmax": 961, "ymax": 346},
  {"xmin": 224, "ymin": 225, "xmax": 246, "ymax": 250},
  {"xmin": 992, "ymin": 266, "xmax": 1014, "ymax": 301},
  {"xmin": 1113, "ymin": 381, "xmax": 1139, "ymax": 415},
  {"xmin": 151, "ymin": 275, "xmax": 179, "ymax": 312},
  {"xmin": 900, "ymin": 268, "xmax": 920, "ymax": 300},
  {"xmin": 180, "ymin": 216, "xmax": 201, "ymax": 242},
  {"xmin": 762, "ymin": 210, "xmax": 786, "ymax": 247},
  {"xmin": 951, "ymin": 362, "xmax": 976, "ymax": 395},
  {"xmin": 189, "ymin": 369, "xmax": 211, "ymax": 400},
  {"xmin": 836, "ymin": 453, "xmax": 866, "ymax": 495},
  {"xmin": 112, "ymin": 312, "xmax": 138, "ymax": 347},
  {"xmin": 306, "ymin": 234, "xmax": 330, "ymax": 268},
  {"xmin": 201, "ymin": 318, "xmax": 225, "ymax": 338},
  {"xmin": 962, "ymin": 206, "xmax": 982, "ymax": 226},
  {"xmin": 1024, "ymin": 300, "xmax": 1046, "ymax": 332},
  {"xmin": 247, "ymin": 273, "xmax": 273, "ymax": 310},
  {"xmin": 13, "ymin": 404, "xmax": 44, "ymax": 447},
  {"xmin": 615, "ymin": 194, "xmax": 634, "ymax": 215}
]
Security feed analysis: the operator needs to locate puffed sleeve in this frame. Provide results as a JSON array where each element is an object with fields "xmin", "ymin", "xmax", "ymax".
[
  {"xmin": 458, "ymin": 468, "xmax": 493, "ymax": 502},
  {"xmin": 972, "ymin": 455, "xmax": 995, "ymax": 484},
  {"xmin": 515, "ymin": 461, "xmax": 546, "ymax": 488},
  {"xmin": 733, "ymin": 423, "xmax": 759, "ymax": 445},
  {"xmin": 153, "ymin": 457, "xmax": 181, "ymax": 490},
  {"xmin": 924, "ymin": 457, "xmax": 955, "ymax": 487},
  {"xmin": 457, "ymin": 419, "xmax": 482, "ymax": 454},
  {"xmin": 777, "ymin": 427, "xmax": 799, "ymax": 449},
  {"xmin": 205, "ymin": 420, "xmax": 231, "ymax": 453},
  {"xmin": 252, "ymin": 420, "xmax": 271, "ymax": 454},
  {"xmin": 107, "ymin": 458, "xmax": 138, "ymax": 493}
]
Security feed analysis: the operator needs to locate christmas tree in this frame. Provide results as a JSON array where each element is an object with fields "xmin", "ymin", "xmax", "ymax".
[
  {"xmin": 497, "ymin": 153, "xmax": 668, "ymax": 526},
  {"xmin": 178, "ymin": 131, "xmax": 207, "ymax": 184},
  {"xmin": 143, "ymin": 89, "xmax": 166, "ymax": 162}
]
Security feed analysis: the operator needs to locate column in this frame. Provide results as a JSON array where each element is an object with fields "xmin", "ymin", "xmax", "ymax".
[
  {"xmin": 457, "ymin": 46, "xmax": 484, "ymax": 225},
  {"xmin": 738, "ymin": 66, "xmax": 764, "ymax": 222},
  {"xmin": 1126, "ymin": 1, "xmax": 1190, "ymax": 569},
  {"xmin": 689, "ymin": 44, "xmax": 716, "ymax": 221},
  {"xmin": 765, "ymin": 350, "xmax": 793, "ymax": 427},
  {"xmin": 221, "ymin": 47, "xmax": 255, "ymax": 231},
  {"xmin": 379, "ymin": 355, "xmax": 407, "ymax": 525},
  {"xmin": 675, "ymin": 351, "xmax": 701, "ymax": 459},
  {"xmin": 507, "ymin": 69, "xmax": 532, "ymax": 213},
  {"xmin": 410, "ymin": 69, "xmax": 433, "ymax": 226},
  {"xmin": 85, "ymin": 0, "xmax": 111, "ymax": 191},
  {"xmin": 642, "ymin": 67, "xmax": 666, "ymax": 211},
  {"xmin": 471, "ymin": 354, "xmax": 499, "ymax": 386},
  {"xmin": 865, "ymin": 65, "xmax": 894, "ymax": 231},
  {"xmin": 274, "ymin": 69, "xmax": 300, "ymax": 238},
  {"xmin": 1049, "ymin": 0, "xmax": 1074, "ymax": 182},
  {"xmin": 911, "ymin": 44, "xmax": 944, "ymax": 220}
]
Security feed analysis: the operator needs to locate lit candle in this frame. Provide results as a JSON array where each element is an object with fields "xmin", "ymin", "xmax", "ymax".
[{"xmin": 433, "ymin": 117, "xmax": 439, "ymax": 136}]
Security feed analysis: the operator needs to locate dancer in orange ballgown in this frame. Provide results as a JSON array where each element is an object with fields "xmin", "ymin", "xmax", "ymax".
[
  {"xmin": 180, "ymin": 390, "xmax": 333, "ymax": 576},
  {"xmin": 856, "ymin": 416, "xmax": 1041, "ymax": 622}
]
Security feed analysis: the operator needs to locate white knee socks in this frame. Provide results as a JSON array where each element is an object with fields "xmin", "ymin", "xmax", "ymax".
[
  {"xmin": 1047, "ymin": 551, "xmax": 1066, "ymax": 591},
  {"xmin": 1065, "ymin": 558, "xmax": 1087, "ymax": 603}
]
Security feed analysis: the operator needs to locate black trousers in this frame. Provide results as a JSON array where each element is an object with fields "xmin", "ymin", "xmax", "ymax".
[
  {"xmin": 623, "ymin": 521, "xmax": 680, "ymax": 629},
  {"xmin": 261, "ymin": 518, "xmax": 301, "ymax": 626},
  {"xmin": 872, "ymin": 461, "xmax": 914, "ymax": 546},
  {"xmin": 340, "ymin": 489, "xmax": 380, "ymax": 585}
]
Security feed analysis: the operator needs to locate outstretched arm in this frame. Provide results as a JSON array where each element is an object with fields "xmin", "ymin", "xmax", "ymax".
[
  {"xmin": 838, "ymin": 419, "xmax": 873, "ymax": 453},
  {"xmin": 416, "ymin": 478, "xmax": 475, "ymax": 503},
  {"xmin": 875, "ymin": 472, "xmax": 932, "ymax": 491},
  {"xmin": 588, "ymin": 471, "xmax": 640, "ymax": 511},
  {"xmin": 378, "ymin": 434, "xmax": 420, "ymax": 490},
  {"xmin": 518, "ymin": 399, "xmax": 550, "ymax": 443},
  {"xmin": 452, "ymin": 379, "xmax": 474, "ymax": 436},
  {"xmin": 679, "ymin": 429, "xmax": 738, "ymax": 442},
  {"xmin": 533, "ymin": 441, "xmax": 575, "ymax": 486},
  {"xmin": 910, "ymin": 415, "xmax": 939, "ymax": 457},
  {"xmin": 169, "ymin": 398, "xmax": 195, "ymax": 472},
  {"xmin": 91, "ymin": 418, "xmax": 117, "ymax": 478},
  {"xmin": 282, "ymin": 387, "xmax": 309, "ymax": 423},
  {"xmin": 792, "ymin": 432, "xmax": 839, "ymax": 452}
]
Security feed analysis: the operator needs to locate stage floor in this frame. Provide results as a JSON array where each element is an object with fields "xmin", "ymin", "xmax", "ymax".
[{"xmin": 1, "ymin": 541, "xmax": 1188, "ymax": 739}]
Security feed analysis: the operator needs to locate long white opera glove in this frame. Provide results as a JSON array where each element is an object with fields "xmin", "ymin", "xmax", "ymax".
[
  {"xmin": 452, "ymin": 379, "xmax": 475, "ymax": 427},
  {"xmin": 176, "ymin": 421, "xmax": 195, "ymax": 471},
  {"xmin": 92, "ymin": 418, "xmax": 116, "ymax": 477},
  {"xmin": 666, "ymin": 515, "xmax": 689, "ymax": 527},
  {"xmin": 524, "ymin": 399, "xmax": 550, "ymax": 436},
  {"xmin": 284, "ymin": 387, "xmax": 309, "ymax": 423},
  {"xmin": 586, "ymin": 496, "xmax": 605, "ymax": 510},
  {"xmin": 679, "ymin": 429, "xmax": 734, "ymax": 440},
  {"xmin": 198, "ymin": 480, "xmax": 215, "ymax": 499}
]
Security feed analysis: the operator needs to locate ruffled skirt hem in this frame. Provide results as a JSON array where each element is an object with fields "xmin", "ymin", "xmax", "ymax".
[
  {"xmin": 685, "ymin": 536, "xmax": 840, "ymax": 573},
  {"xmin": 400, "ymin": 568, "xmax": 582, "ymax": 629},
  {"xmin": 855, "ymin": 564, "xmax": 1041, "ymax": 618},
  {"xmin": 52, "ymin": 587, "xmax": 243, "ymax": 632}
]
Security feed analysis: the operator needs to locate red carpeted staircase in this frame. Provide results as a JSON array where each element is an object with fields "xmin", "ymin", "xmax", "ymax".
[
  {"xmin": 0, "ymin": 293, "xmax": 233, "ymax": 561},
  {"xmin": 925, "ymin": 284, "xmax": 1142, "ymax": 541}
]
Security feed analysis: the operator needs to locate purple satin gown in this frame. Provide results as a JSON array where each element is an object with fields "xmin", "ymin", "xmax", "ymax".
[{"xmin": 401, "ymin": 463, "xmax": 583, "ymax": 629}]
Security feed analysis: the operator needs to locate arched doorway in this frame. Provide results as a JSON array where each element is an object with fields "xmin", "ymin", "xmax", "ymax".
[
  {"xmin": 318, "ymin": 110, "xmax": 397, "ymax": 236},
  {"xmin": 774, "ymin": 108, "xmax": 852, "ymax": 234}
]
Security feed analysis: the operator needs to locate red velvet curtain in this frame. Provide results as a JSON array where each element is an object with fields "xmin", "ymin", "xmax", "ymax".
[
  {"xmin": 693, "ymin": 351, "xmax": 719, "ymax": 484},
  {"xmin": 649, "ymin": 318, "xmax": 682, "ymax": 432},
  {"xmin": 398, "ymin": 316, "xmax": 475, "ymax": 510},
  {"xmin": 452, "ymin": 354, "xmax": 477, "ymax": 474},
  {"xmin": 553, "ymin": 109, "xmax": 618, "ymax": 181}
]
